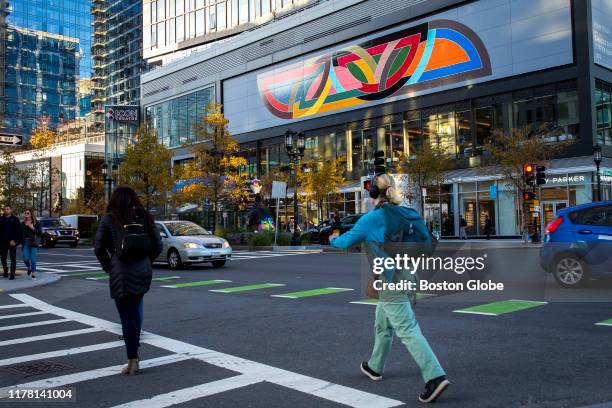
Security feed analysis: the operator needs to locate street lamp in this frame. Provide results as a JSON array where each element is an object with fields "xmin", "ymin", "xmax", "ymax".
[
  {"xmin": 593, "ymin": 144, "xmax": 602, "ymax": 201},
  {"xmin": 285, "ymin": 129, "xmax": 305, "ymax": 245}
]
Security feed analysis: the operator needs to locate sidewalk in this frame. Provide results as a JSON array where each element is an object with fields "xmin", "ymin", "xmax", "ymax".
[{"xmin": 0, "ymin": 270, "xmax": 61, "ymax": 293}]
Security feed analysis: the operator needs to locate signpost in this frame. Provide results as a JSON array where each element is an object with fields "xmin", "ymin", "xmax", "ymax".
[
  {"xmin": 0, "ymin": 134, "xmax": 22, "ymax": 146},
  {"xmin": 271, "ymin": 181, "xmax": 287, "ymax": 246}
]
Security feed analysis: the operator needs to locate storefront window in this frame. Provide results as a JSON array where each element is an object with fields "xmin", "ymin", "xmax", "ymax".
[
  {"xmin": 406, "ymin": 118, "xmax": 421, "ymax": 157},
  {"xmin": 351, "ymin": 129, "xmax": 363, "ymax": 175},
  {"xmin": 596, "ymin": 80, "xmax": 612, "ymax": 145},
  {"xmin": 475, "ymin": 106, "xmax": 492, "ymax": 155},
  {"xmin": 390, "ymin": 122, "xmax": 405, "ymax": 161},
  {"xmin": 455, "ymin": 109, "xmax": 471, "ymax": 158},
  {"xmin": 477, "ymin": 180, "xmax": 496, "ymax": 237},
  {"xmin": 459, "ymin": 182, "xmax": 477, "ymax": 236}
]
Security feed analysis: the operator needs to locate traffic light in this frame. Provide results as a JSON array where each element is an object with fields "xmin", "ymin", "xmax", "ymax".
[
  {"xmin": 522, "ymin": 191, "xmax": 536, "ymax": 201},
  {"xmin": 536, "ymin": 165, "xmax": 546, "ymax": 186},
  {"xmin": 363, "ymin": 178, "xmax": 372, "ymax": 191},
  {"xmin": 373, "ymin": 150, "xmax": 386, "ymax": 175},
  {"xmin": 523, "ymin": 163, "xmax": 536, "ymax": 186}
]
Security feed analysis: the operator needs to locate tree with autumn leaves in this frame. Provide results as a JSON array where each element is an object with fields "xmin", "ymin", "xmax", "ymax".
[
  {"xmin": 298, "ymin": 158, "xmax": 346, "ymax": 222},
  {"xmin": 118, "ymin": 125, "xmax": 174, "ymax": 212},
  {"xmin": 173, "ymin": 103, "xmax": 249, "ymax": 232}
]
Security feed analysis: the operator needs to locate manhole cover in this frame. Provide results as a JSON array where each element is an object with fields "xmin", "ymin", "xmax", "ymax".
[{"xmin": 3, "ymin": 361, "xmax": 74, "ymax": 377}]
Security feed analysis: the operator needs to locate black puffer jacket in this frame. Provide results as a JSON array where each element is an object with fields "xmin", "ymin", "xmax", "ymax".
[{"xmin": 94, "ymin": 212, "xmax": 163, "ymax": 299}]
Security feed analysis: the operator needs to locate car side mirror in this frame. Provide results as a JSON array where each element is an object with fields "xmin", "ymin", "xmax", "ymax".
[{"xmin": 160, "ymin": 232, "xmax": 167, "ymax": 238}]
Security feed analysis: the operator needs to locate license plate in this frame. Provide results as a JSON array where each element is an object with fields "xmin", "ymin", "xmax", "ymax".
[{"xmin": 212, "ymin": 252, "xmax": 220, "ymax": 257}]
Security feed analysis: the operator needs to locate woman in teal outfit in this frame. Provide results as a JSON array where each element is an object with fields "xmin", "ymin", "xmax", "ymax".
[{"xmin": 329, "ymin": 174, "xmax": 449, "ymax": 404}]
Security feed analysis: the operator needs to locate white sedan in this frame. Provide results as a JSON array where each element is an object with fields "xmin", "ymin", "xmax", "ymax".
[{"xmin": 154, "ymin": 221, "xmax": 232, "ymax": 270}]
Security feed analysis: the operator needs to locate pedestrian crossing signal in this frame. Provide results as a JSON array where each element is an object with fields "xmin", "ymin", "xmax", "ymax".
[
  {"xmin": 363, "ymin": 179, "xmax": 372, "ymax": 191},
  {"xmin": 522, "ymin": 191, "xmax": 536, "ymax": 201}
]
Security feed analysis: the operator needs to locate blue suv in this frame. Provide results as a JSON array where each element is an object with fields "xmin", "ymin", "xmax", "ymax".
[{"xmin": 540, "ymin": 201, "xmax": 612, "ymax": 288}]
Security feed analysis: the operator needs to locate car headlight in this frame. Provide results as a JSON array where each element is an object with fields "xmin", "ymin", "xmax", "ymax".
[
  {"xmin": 222, "ymin": 240, "xmax": 230, "ymax": 249},
  {"xmin": 183, "ymin": 242, "xmax": 201, "ymax": 249},
  {"xmin": 47, "ymin": 230, "xmax": 56, "ymax": 235}
]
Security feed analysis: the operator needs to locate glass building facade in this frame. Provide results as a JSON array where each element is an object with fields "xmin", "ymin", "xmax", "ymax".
[
  {"xmin": 144, "ymin": 0, "xmax": 316, "ymax": 65},
  {"xmin": 145, "ymin": 86, "xmax": 215, "ymax": 147},
  {"xmin": 2, "ymin": 28, "xmax": 79, "ymax": 138},
  {"xmin": 596, "ymin": 80, "xmax": 612, "ymax": 146},
  {"xmin": 0, "ymin": 0, "xmax": 93, "ymax": 139},
  {"xmin": 92, "ymin": 0, "xmax": 145, "ymax": 131}
]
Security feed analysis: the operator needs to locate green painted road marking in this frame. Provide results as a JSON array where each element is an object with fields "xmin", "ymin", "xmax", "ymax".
[
  {"xmin": 454, "ymin": 300, "xmax": 547, "ymax": 316},
  {"xmin": 210, "ymin": 283, "xmax": 285, "ymax": 293},
  {"xmin": 595, "ymin": 318, "xmax": 612, "ymax": 327},
  {"xmin": 161, "ymin": 279, "xmax": 231, "ymax": 289},
  {"xmin": 271, "ymin": 287, "xmax": 353, "ymax": 299},
  {"xmin": 350, "ymin": 293, "xmax": 435, "ymax": 305},
  {"xmin": 86, "ymin": 275, "xmax": 109, "ymax": 281},
  {"xmin": 152, "ymin": 276, "xmax": 181, "ymax": 282},
  {"xmin": 60, "ymin": 271, "xmax": 106, "ymax": 278}
]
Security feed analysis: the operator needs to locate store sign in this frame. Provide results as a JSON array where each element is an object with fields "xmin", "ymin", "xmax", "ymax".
[
  {"xmin": 105, "ymin": 106, "xmax": 139, "ymax": 122},
  {"xmin": 544, "ymin": 175, "xmax": 586, "ymax": 185},
  {"xmin": 224, "ymin": 0, "xmax": 573, "ymax": 135},
  {"xmin": 592, "ymin": 0, "xmax": 612, "ymax": 69}
]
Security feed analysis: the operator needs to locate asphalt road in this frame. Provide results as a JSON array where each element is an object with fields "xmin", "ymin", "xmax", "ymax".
[{"xmin": 0, "ymin": 244, "xmax": 611, "ymax": 408}]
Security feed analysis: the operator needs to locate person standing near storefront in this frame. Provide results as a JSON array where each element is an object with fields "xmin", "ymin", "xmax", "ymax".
[
  {"xmin": 94, "ymin": 187, "xmax": 162, "ymax": 376},
  {"xmin": 1, "ymin": 205, "xmax": 22, "ymax": 280},
  {"xmin": 329, "ymin": 174, "xmax": 449, "ymax": 404},
  {"xmin": 21, "ymin": 210, "xmax": 42, "ymax": 280},
  {"xmin": 459, "ymin": 216, "xmax": 468, "ymax": 239}
]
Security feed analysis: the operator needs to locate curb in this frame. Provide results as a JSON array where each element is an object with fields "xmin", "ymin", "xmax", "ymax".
[{"xmin": 0, "ymin": 272, "xmax": 62, "ymax": 293}]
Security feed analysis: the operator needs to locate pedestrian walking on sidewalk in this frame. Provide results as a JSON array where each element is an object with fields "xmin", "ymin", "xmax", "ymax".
[
  {"xmin": 21, "ymin": 210, "xmax": 42, "ymax": 280},
  {"xmin": 1, "ymin": 205, "xmax": 22, "ymax": 280},
  {"xmin": 94, "ymin": 187, "xmax": 162, "ymax": 376},
  {"xmin": 329, "ymin": 174, "xmax": 449, "ymax": 404}
]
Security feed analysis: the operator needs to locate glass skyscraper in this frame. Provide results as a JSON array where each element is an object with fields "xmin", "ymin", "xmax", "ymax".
[{"xmin": 0, "ymin": 0, "xmax": 93, "ymax": 141}]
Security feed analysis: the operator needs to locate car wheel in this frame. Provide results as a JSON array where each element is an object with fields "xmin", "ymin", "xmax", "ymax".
[
  {"xmin": 211, "ymin": 260, "xmax": 226, "ymax": 268},
  {"xmin": 167, "ymin": 249, "xmax": 183, "ymax": 270},
  {"xmin": 553, "ymin": 256, "xmax": 588, "ymax": 288}
]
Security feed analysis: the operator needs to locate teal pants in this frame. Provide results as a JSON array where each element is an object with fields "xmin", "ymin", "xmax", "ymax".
[{"xmin": 368, "ymin": 300, "xmax": 445, "ymax": 383}]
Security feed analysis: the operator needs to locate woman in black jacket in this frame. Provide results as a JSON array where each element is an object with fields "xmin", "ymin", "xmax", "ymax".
[{"xmin": 94, "ymin": 187, "xmax": 163, "ymax": 375}]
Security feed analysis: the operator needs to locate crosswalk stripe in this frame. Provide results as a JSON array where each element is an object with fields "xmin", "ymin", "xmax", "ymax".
[
  {"xmin": 272, "ymin": 287, "xmax": 354, "ymax": 299},
  {"xmin": 0, "ymin": 340, "xmax": 124, "ymax": 367},
  {"xmin": 152, "ymin": 276, "xmax": 181, "ymax": 282},
  {"xmin": 210, "ymin": 283, "xmax": 285, "ymax": 293},
  {"xmin": 0, "ymin": 328, "xmax": 102, "ymax": 347},
  {"xmin": 0, "ymin": 354, "xmax": 192, "ymax": 398},
  {"xmin": 12, "ymin": 293, "xmax": 404, "ymax": 408},
  {"xmin": 111, "ymin": 374, "xmax": 262, "ymax": 408},
  {"xmin": 0, "ymin": 304, "xmax": 28, "ymax": 310},
  {"xmin": 161, "ymin": 279, "xmax": 231, "ymax": 289},
  {"xmin": 0, "ymin": 311, "xmax": 47, "ymax": 320},
  {"xmin": 453, "ymin": 300, "xmax": 548, "ymax": 316},
  {"xmin": 60, "ymin": 271, "xmax": 106, "ymax": 277},
  {"xmin": 0, "ymin": 319, "xmax": 69, "ymax": 332}
]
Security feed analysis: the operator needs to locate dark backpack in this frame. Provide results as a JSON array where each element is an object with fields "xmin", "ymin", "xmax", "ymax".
[{"xmin": 113, "ymin": 220, "xmax": 152, "ymax": 263}]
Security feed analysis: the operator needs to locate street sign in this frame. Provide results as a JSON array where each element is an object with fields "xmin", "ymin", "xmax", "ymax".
[
  {"xmin": 0, "ymin": 134, "xmax": 22, "ymax": 146},
  {"xmin": 271, "ymin": 181, "xmax": 287, "ymax": 199},
  {"xmin": 489, "ymin": 185, "xmax": 497, "ymax": 199},
  {"xmin": 422, "ymin": 187, "xmax": 427, "ymax": 197}
]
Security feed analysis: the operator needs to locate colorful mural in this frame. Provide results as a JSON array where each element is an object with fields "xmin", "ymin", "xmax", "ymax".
[{"xmin": 257, "ymin": 20, "xmax": 492, "ymax": 119}]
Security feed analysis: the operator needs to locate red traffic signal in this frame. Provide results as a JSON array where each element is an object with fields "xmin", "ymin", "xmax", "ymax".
[{"xmin": 522, "ymin": 191, "xmax": 536, "ymax": 201}]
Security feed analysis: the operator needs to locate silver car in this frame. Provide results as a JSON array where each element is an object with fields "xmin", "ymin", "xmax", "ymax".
[{"xmin": 154, "ymin": 221, "xmax": 232, "ymax": 270}]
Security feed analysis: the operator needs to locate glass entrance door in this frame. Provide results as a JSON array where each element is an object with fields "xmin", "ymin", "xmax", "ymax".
[{"xmin": 542, "ymin": 201, "xmax": 568, "ymax": 230}]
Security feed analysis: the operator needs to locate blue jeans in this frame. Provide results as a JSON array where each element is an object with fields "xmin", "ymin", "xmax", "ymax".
[{"xmin": 22, "ymin": 244, "xmax": 38, "ymax": 273}]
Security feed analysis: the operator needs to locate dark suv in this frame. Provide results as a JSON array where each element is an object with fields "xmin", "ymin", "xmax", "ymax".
[{"xmin": 39, "ymin": 218, "xmax": 80, "ymax": 248}]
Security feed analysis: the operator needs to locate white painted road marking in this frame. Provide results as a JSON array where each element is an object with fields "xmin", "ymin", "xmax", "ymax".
[
  {"xmin": 0, "ymin": 303, "xmax": 29, "ymax": 310},
  {"xmin": 0, "ymin": 318, "xmax": 69, "ymax": 332},
  {"xmin": 0, "ymin": 354, "xmax": 193, "ymax": 398},
  {"xmin": 110, "ymin": 375, "xmax": 262, "ymax": 408},
  {"xmin": 0, "ymin": 341, "xmax": 124, "ymax": 367},
  {"xmin": 0, "ymin": 328, "xmax": 102, "ymax": 347},
  {"xmin": 9, "ymin": 294, "xmax": 404, "ymax": 408},
  {"xmin": 0, "ymin": 311, "xmax": 47, "ymax": 320}
]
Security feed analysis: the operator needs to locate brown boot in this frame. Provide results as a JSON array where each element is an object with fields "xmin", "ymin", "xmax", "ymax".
[{"xmin": 121, "ymin": 359, "xmax": 139, "ymax": 375}]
